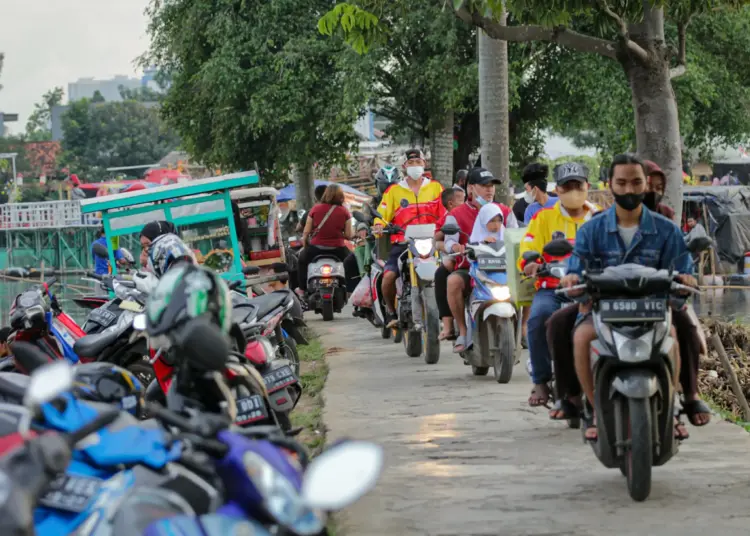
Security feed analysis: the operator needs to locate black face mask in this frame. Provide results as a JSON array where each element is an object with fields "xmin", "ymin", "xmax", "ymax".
[
  {"xmin": 643, "ymin": 192, "xmax": 663, "ymax": 211},
  {"xmin": 613, "ymin": 192, "xmax": 645, "ymax": 211}
]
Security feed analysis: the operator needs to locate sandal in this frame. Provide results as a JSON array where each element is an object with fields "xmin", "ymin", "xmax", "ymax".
[
  {"xmin": 682, "ymin": 399, "xmax": 712, "ymax": 427},
  {"xmin": 438, "ymin": 329, "xmax": 457, "ymax": 341},
  {"xmin": 582, "ymin": 402, "xmax": 597, "ymax": 442},
  {"xmin": 453, "ymin": 335, "xmax": 467, "ymax": 353},
  {"xmin": 549, "ymin": 398, "xmax": 580, "ymax": 420},
  {"xmin": 528, "ymin": 384, "xmax": 550, "ymax": 408}
]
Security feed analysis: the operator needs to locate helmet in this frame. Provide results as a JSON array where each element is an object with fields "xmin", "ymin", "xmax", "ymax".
[
  {"xmin": 73, "ymin": 362, "xmax": 145, "ymax": 418},
  {"xmin": 145, "ymin": 262, "xmax": 232, "ymax": 339},
  {"xmin": 147, "ymin": 233, "xmax": 196, "ymax": 278},
  {"xmin": 374, "ymin": 165, "xmax": 400, "ymax": 196}
]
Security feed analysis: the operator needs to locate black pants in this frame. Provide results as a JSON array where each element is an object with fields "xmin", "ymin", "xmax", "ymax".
[
  {"xmin": 343, "ymin": 253, "xmax": 360, "ymax": 294},
  {"xmin": 297, "ymin": 246, "xmax": 350, "ymax": 291},
  {"xmin": 548, "ymin": 304, "xmax": 701, "ymax": 400},
  {"xmin": 435, "ymin": 264, "xmax": 452, "ymax": 318}
]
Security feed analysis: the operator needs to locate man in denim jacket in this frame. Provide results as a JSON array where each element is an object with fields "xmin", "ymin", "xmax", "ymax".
[{"xmin": 561, "ymin": 153, "xmax": 696, "ymax": 441}]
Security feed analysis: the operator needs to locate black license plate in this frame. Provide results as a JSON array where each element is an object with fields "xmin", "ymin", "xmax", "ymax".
[
  {"xmin": 599, "ymin": 299, "xmax": 666, "ymax": 321},
  {"xmin": 89, "ymin": 307, "xmax": 117, "ymax": 327},
  {"xmin": 477, "ymin": 256, "xmax": 506, "ymax": 271},
  {"xmin": 234, "ymin": 394, "xmax": 270, "ymax": 425},
  {"xmin": 38, "ymin": 473, "xmax": 101, "ymax": 513},
  {"xmin": 263, "ymin": 365, "xmax": 298, "ymax": 393}
]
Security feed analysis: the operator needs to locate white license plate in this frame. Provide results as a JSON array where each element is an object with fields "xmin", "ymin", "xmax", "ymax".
[
  {"xmin": 599, "ymin": 299, "xmax": 666, "ymax": 321},
  {"xmin": 38, "ymin": 473, "xmax": 101, "ymax": 513},
  {"xmin": 234, "ymin": 395, "xmax": 269, "ymax": 425}
]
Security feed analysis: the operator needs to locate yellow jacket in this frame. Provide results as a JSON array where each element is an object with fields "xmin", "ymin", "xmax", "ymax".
[
  {"xmin": 374, "ymin": 178, "xmax": 444, "ymax": 226},
  {"xmin": 517, "ymin": 200, "xmax": 599, "ymax": 277}
]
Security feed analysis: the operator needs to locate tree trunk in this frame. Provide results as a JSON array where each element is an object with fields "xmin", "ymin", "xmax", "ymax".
[
  {"xmin": 626, "ymin": 5, "xmax": 683, "ymax": 221},
  {"xmin": 293, "ymin": 162, "xmax": 315, "ymax": 211},
  {"xmin": 478, "ymin": 8, "xmax": 510, "ymax": 201},
  {"xmin": 429, "ymin": 109, "xmax": 454, "ymax": 188}
]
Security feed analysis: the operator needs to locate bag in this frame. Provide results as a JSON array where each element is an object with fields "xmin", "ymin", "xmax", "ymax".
[
  {"xmin": 304, "ymin": 205, "xmax": 336, "ymax": 246},
  {"xmin": 350, "ymin": 275, "xmax": 373, "ymax": 308}
]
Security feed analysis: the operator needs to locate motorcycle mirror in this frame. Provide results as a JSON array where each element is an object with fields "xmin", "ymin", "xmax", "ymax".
[
  {"xmin": 352, "ymin": 211, "xmax": 366, "ymax": 223},
  {"xmin": 399, "ymin": 199, "xmax": 410, "ymax": 209},
  {"xmin": 521, "ymin": 250, "xmax": 541, "ymax": 263},
  {"xmin": 173, "ymin": 317, "xmax": 229, "ymax": 371},
  {"xmin": 542, "ymin": 239, "xmax": 573, "ymax": 258},
  {"xmin": 242, "ymin": 265, "xmax": 260, "ymax": 275},
  {"xmin": 92, "ymin": 242, "xmax": 109, "ymax": 258},
  {"xmin": 686, "ymin": 236, "xmax": 713, "ymax": 254},
  {"xmin": 132, "ymin": 313, "xmax": 147, "ymax": 331},
  {"xmin": 440, "ymin": 223, "xmax": 460, "ymax": 235},
  {"xmin": 302, "ymin": 440, "xmax": 384, "ymax": 511},
  {"xmin": 24, "ymin": 360, "xmax": 74, "ymax": 409}
]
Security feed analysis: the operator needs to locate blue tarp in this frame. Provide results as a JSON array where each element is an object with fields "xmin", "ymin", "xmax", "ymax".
[{"xmin": 277, "ymin": 180, "xmax": 369, "ymax": 202}]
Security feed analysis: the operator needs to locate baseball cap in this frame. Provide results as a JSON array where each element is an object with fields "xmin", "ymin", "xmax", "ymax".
[
  {"xmin": 553, "ymin": 162, "xmax": 589, "ymax": 185},
  {"xmin": 468, "ymin": 167, "xmax": 502, "ymax": 186},
  {"xmin": 643, "ymin": 160, "xmax": 666, "ymax": 180},
  {"xmin": 404, "ymin": 149, "xmax": 425, "ymax": 161}
]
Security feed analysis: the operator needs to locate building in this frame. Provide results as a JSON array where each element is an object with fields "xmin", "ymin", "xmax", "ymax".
[{"xmin": 68, "ymin": 75, "xmax": 143, "ymax": 103}]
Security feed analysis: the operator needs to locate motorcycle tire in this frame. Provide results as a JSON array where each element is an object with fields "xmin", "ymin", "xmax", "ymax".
[
  {"xmin": 491, "ymin": 318, "xmax": 515, "ymax": 384},
  {"xmin": 321, "ymin": 301, "xmax": 334, "ymax": 321},
  {"xmin": 381, "ymin": 326, "xmax": 391, "ymax": 339},
  {"xmin": 625, "ymin": 397, "xmax": 653, "ymax": 502},
  {"xmin": 421, "ymin": 287, "xmax": 440, "ymax": 365},
  {"xmin": 404, "ymin": 328, "xmax": 422, "ymax": 358},
  {"xmin": 280, "ymin": 337, "xmax": 301, "ymax": 377}
]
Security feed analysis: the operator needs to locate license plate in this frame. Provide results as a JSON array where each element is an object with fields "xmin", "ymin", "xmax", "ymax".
[
  {"xmin": 263, "ymin": 365, "xmax": 298, "ymax": 393},
  {"xmin": 89, "ymin": 308, "xmax": 117, "ymax": 327},
  {"xmin": 598, "ymin": 299, "xmax": 666, "ymax": 321},
  {"xmin": 38, "ymin": 473, "xmax": 101, "ymax": 513},
  {"xmin": 234, "ymin": 394, "xmax": 269, "ymax": 425},
  {"xmin": 319, "ymin": 279, "xmax": 333, "ymax": 285},
  {"xmin": 477, "ymin": 256, "xmax": 506, "ymax": 271}
]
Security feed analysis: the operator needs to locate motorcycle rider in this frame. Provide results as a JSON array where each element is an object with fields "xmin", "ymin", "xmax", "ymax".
[
  {"xmin": 139, "ymin": 220, "xmax": 178, "ymax": 268},
  {"xmin": 520, "ymin": 162, "xmax": 599, "ymax": 407},
  {"xmin": 444, "ymin": 167, "xmax": 518, "ymax": 352},
  {"xmin": 374, "ymin": 165, "xmax": 401, "ymax": 204},
  {"xmin": 561, "ymin": 153, "xmax": 695, "ymax": 441},
  {"xmin": 373, "ymin": 149, "xmax": 445, "ymax": 328},
  {"xmin": 455, "ymin": 169, "xmax": 468, "ymax": 191},
  {"xmin": 147, "ymin": 233, "xmax": 197, "ymax": 278},
  {"xmin": 523, "ymin": 163, "xmax": 557, "ymax": 224}
]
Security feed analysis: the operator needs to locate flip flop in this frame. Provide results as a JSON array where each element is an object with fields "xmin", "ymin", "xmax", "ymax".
[
  {"xmin": 439, "ymin": 329, "xmax": 457, "ymax": 342},
  {"xmin": 549, "ymin": 398, "xmax": 580, "ymax": 420},
  {"xmin": 528, "ymin": 384, "xmax": 550, "ymax": 408},
  {"xmin": 453, "ymin": 335, "xmax": 467, "ymax": 353},
  {"xmin": 682, "ymin": 399, "xmax": 712, "ymax": 427}
]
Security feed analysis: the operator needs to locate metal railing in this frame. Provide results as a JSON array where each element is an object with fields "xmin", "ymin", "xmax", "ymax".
[{"xmin": 0, "ymin": 200, "xmax": 100, "ymax": 230}]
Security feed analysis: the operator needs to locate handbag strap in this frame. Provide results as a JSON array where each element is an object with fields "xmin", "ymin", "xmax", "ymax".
[{"xmin": 310, "ymin": 205, "xmax": 337, "ymax": 239}]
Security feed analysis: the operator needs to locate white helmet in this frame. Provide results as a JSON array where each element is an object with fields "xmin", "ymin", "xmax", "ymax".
[{"xmin": 147, "ymin": 233, "xmax": 196, "ymax": 278}]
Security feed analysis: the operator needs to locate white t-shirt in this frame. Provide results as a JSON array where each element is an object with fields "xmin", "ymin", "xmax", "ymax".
[{"xmin": 618, "ymin": 225, "xmax": 638, "ymax": 248}]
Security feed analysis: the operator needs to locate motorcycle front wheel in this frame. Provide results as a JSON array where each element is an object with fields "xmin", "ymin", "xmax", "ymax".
[
  {"xmin": 421, "ymin": 287, "xmax": 440, "ymax": 364},
  {"xmin": 625, "ymin": 397, "xmax": 653, "ymax": 502}
]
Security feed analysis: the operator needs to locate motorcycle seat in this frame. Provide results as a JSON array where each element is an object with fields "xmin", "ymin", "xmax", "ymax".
[
  {"xmin": 246, "ymin": 291, "xmax": 291, "ymax": 320},
  {"xmin": 73, "ymin": 330, "xmax": 121, "ymax": 358},
  {"xmin": 0, "ymin": 373, "xmax": 29, "ymax": 403},
  {"xmin": 310, "ymin": 255, "xmax": 344, "ymax": 265}
]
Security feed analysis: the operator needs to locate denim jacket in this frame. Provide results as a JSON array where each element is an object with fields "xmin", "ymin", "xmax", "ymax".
[{"xmin": 568, "ymin": 205, "xmax": 692, "ymax": 276}]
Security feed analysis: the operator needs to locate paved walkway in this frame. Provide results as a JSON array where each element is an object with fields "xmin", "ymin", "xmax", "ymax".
[{"xmin": 312, "ymin": 310, "xmax": 750, "ymax": 536}]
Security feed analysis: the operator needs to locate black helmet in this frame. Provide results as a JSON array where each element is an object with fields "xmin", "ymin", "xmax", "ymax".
[
  {"xmin": 73, "ymin": 362, "xmax": 145, "ymax": 418},
  {"xmin": 374, "ymin": 165, "xmax": 400, "ymax": 196},
  {"xmin": 145, "ymin": 263, "xmax": 232, "ymax": 340}
]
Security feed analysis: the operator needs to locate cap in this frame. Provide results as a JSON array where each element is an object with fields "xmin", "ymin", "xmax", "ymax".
[
  {"xmin": 643, "ymin": 160, "xmax": 666, "ymax": 180},
  {"xmin": 553, "ymin": 162, "xmax": 589, "ymax": 185},
  {"xmin": 468, "ymin": 167, "xmax": 502, "ymax": 186},
  {"xmin": 404, "ymin": 149, "xmax": 425, "ymax": 161}
]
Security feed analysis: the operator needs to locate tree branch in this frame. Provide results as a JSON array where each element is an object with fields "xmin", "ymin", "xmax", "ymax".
[
  {"xmin": 593, "ymin": 0, "xmax": 650, "ymax": 63},
  {"xmin": 670, "ymin": 19, "xmax": 689, "ymax": 79},
  {"xmin": 455, "ymin": 6, "xmax": 618, "ymax": 59}
]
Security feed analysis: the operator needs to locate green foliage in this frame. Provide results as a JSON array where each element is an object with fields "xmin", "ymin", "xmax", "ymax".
[
  {"xmin": 60, "ymin": 98, "xmax": 180, "ymax": 181},
  {"xmin": 118, "ymin": 86, "xmax": 162, "ymax": 103},
  {"xmin": 142, "ymin": 0, "xmax": 371, "ymax": 180},
  {"xmin": 25, "ymin": 87, "xmax": 64, "ymax": 141},
  {"xmin": 91, "ymin": 90, "xmax": 105, "ymax": 103}
]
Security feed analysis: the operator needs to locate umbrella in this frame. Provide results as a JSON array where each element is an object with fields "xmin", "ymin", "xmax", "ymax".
[{"xmin": 276, "ymin": 180, "xmax": 369, "ymax": 202}]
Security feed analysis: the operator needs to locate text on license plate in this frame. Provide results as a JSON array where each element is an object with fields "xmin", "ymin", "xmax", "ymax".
[
  {"xmin": 599, "ymin": 299, "xmax": 665, "ymax": 320},
  {"xmin": 38, "ymin": 473, "xmax": 101, "ymax": 513},
  {"xmin": 235, "ymin": 394, "xmax": 269, "ymax": 425},
  {"xmin": 478, "ymin": 257, "xmax": 506, "ymax": 270},
  {"xmin": 263, "ymin": 365, "xmax": 297, "ymax": 393}
]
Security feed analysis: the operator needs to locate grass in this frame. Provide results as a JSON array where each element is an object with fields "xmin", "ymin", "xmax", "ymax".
[{"xmin": 291, "ymin": 333, "xmax": 330, "ymax": 454}]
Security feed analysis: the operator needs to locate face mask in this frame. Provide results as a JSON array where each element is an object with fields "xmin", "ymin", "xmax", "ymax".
[
  {"xmin": 523, "ymin": 191, "xmax": 534, "ymax": 204},
  {"xmin": 406, "ymin": 166, "xmax": 424, "ymax": 180},
  {"xmin": 643, "ymin": 192, "xmax": 663, "ymax": 211},
  {"xmin": 613, "ymin": 192, "xmax": 645, "ymax": 211},
  {"xmin": 558, "ymin": 189, "xmax": 587, "ymax": 210},
  {"xmin": 475, "ymin": 194, "xmax": 490, "ymax": 207}
]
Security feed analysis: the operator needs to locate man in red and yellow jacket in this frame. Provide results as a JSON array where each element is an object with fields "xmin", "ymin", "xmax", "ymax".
[
  {"xmin": 518, "ymin": 162, "xmax": 599, "ymax": 407},
  {"xmin": 373, "ymin": 149, "xmax": 444, "ymax": 327}
]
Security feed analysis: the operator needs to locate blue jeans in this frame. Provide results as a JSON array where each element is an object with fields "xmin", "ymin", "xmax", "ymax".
[{"xmin": 527, "ymin": 288, "xmax": 566, "ymax": 384}]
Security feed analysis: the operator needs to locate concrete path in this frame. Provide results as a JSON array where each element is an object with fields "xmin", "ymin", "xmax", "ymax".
[{"xmin": 312, "ymin": 310, "xmax": 750, "ymax": 536}]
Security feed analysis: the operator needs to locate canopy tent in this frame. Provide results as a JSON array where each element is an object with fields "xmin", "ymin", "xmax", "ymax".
[{"xmin": 277, "ymin": 180, "xmax": 369, "ymax": 202}]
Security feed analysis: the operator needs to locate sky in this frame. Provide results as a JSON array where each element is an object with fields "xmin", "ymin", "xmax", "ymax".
[{"xmin": 0, "ymin": 0, "xmax": 151, "ymax": 134}]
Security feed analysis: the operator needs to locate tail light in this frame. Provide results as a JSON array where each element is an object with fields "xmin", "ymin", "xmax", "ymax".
[
  {"xmin": 244, "ymin": 337, "xmax": 274, "ymax": 365},
  {"xmin": 321, "ymin": 265, "xmax": 332, "ymax": 276}
]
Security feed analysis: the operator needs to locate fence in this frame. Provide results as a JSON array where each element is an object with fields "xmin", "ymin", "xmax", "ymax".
[{"xmin": 0, "ymin": 200, "xmax": 100, "ymax": 230}]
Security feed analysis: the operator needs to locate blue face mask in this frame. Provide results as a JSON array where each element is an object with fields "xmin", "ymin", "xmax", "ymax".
[{"xmin": 475, "ymin": 195, "xmax": 490, "ymax": 207}]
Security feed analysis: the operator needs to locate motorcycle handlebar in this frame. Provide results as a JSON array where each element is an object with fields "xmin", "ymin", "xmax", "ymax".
[
  {"xmin": 86, "ymin": 271, "xmax": 103, "ymax": 281},
  {"xmin": 146, "ymin": 402, "xmax": 230, "ymax": 457},
  {"xmin": 44, "ymin": 277, "xmax": 57, "ymax": 288}
]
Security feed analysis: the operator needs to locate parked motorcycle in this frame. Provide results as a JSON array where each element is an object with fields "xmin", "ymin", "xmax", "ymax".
[{"xmin": 555, "ymin": 238, "xmax": 706, "ymax": 501}]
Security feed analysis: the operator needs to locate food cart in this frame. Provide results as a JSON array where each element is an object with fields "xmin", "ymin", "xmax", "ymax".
[
  {"xmin": 230, "ymin": 187, "xmax": 285, "ymax": 269},
  {"xmin": 79, "ymin": 171, "xmax": 260, "ymax": 280}
]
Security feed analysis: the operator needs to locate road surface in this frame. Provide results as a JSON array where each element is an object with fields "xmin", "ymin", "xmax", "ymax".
[{"xmin": 312, "ymin": 310, "xmax": 750, "ymax": 536}]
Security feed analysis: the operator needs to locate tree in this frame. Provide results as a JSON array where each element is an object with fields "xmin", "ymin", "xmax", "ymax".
[
  {"xmin": 91, "ymin": 90, "xmax": 106, "ymax": 103},
  {"xmin": 142, "ymin": 0, "xmax": 372, "ymax": 208},
  {"xmin": 119, "ymin": 86, "xmax": 162, "ymax": 103},
  {"xmin": 25, "ymin": 87, "xmax": 64, "ymax": 141},
  {"xmin": 321, "ymin": 1, "xmax": 750, "ymax": 218},
  {"xmin": 60, "ymin": 98, "xmax": 180, "ymax": 180}
]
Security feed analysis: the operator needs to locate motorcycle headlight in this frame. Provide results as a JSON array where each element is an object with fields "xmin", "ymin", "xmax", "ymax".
[
  {"xmin": 612, "ymin": 330, "xmax": 653, "ymax": 363},
  {"xmin": 414, "ymin": 239, "xmax": 433, "ymax": 257},
  {"xmin": 490, "ymin": 285, "xmax": 511, "ymax": 301}
]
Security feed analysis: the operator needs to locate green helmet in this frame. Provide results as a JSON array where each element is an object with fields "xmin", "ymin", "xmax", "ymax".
[{"xmin": 145, "ymin": 263, "xmax": 232, "ymax": 339}]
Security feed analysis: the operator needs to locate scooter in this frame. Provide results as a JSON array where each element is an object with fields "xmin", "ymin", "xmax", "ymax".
[
  {"xmin": 305, "ymin": 251, "xmax": 347, "ymax": 322},
  {"xmin": 555, "ymin": 239, "xmax": 706, "ymax": 502}
]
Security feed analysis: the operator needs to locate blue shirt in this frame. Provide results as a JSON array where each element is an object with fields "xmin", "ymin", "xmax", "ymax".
[
  {"xmin": 568, "ymin": 205, "xmax": 692, "ymax": 277},
  {"xmin": 92, "ymin": 236, "xmax": 124, "ymax": 275},
  {"xmin": 524, "ymin": 197, "xmax": 558, "ymax": 224}
]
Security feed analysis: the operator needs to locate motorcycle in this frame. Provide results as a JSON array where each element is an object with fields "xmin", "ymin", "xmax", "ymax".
[
  {"xmin": 351, "ymin": 211, "xmax": 390, "ymax": 338},
  {"xmin": 304, "ymin": 250, "xmax": 347, "ymax": 322},
  {"xmin": 555, "ymin": 238, "xmax": 706, "ymax": 502},
  {"xmin": 441, "ymin": 223, "xmax": 517, "ymax": 382}
]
